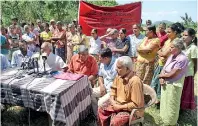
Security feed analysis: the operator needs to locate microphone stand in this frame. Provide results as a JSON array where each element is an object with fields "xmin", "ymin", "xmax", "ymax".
[
  {"xmin": 32, "ymin": 58, "xmax": 35, "ymax": 73},
  {"xmin": 42, "ymin": 58, "xmax": 48, "ymax": 75},
  {"xmin": 35, "ymin": 58, "xmax": 39, "ymax": 73}
]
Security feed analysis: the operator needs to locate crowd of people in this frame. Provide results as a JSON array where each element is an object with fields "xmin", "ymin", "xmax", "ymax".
[{"xmin": 1, "ymin": 17, "xmax": 197, "ymax": 126}]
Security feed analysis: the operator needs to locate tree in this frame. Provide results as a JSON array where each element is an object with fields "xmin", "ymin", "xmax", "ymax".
[
  {"xmin": 180, "ymin": 13, "xmax": 197, "ymax": 30},
  {"xmin": 1, "ymin": 1, "xmax": 118, "ymax": 27}
]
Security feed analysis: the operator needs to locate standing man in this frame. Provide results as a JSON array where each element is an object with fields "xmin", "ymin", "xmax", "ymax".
[
  {"xmin": 146, "ymin": 20, "xmax": 152, "ymax": 26},
  {"xmin": 51, "ymin": 21, "xmax": 66, "ymax": 61},
  {"xmin": 49, "ymin": 19, "xmax": 56, "ymax": 34},
  {"xmin": 22, "ymin": 25, "xmax": 37, "ymax": 52},
  {"xmin": 128, "ymin": 24, "xmax": 145, "ymax": 62}
]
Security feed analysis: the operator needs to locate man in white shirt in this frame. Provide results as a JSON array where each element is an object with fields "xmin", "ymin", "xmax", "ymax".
[
  {"xmin": 89, "ymin": 29, "xmax": 101, "ymax": 57},
  {"xmin": 22, "ymin": 25, "xmax": 37, "ymax": 52},
  {"xmin": 11, "ymin": 41, "xmax": 33, "ymax": 67},
  {"xmin": 40, "ymin": 42, "xmax": 67, "ymax": 71},
  {"xmin": 128, "ymin": 24, "xmax": 145, "ymax": 61}
]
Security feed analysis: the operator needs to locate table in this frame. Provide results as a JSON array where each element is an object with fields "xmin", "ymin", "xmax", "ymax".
[{"xmin": 1, "ymin": 68, "xmax": 92, "ymax": 126}]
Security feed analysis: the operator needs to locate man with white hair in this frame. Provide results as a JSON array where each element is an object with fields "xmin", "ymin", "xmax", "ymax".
[
  {"xmin": 98, "ymin": 56, "xmax": 144, "ymax": 126},
  {"xmin": 68, "ymin": 45, "xmax": 98, "ymax": 85},
  {"xmin": 22, "ymin": 25, "xmax": 37, "ymax": 52},
  {"xmin": 40, "ymin": 42, "xmax": 66, "ymax": 71}
]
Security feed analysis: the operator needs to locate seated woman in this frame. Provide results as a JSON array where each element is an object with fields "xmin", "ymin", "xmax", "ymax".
[
  {"xmin": 159, "ymin": 39, "xmax": 188, "ymax": 125},
  {"xmin": 98, "ymin": 56, "xmax": 144, "ymax": 126}
]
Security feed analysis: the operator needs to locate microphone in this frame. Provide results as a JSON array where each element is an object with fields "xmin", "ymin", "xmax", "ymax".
[
  {"xmin": 21, "ymin": 56, "xmax": 28, "ymax": 69},
  {"xmin": 32, "ymin": 52, "xmax": 40, "ymax": 73},
  {"xmin": 42, "ymin": 53, "xmax": 48, "ymax": 74}
]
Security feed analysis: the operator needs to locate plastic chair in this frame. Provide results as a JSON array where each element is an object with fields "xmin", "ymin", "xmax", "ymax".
[{"xmin": 129, "ymin": 84, "xmax": 157, "ymax": 126}]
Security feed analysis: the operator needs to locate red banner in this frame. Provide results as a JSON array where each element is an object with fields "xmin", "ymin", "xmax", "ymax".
[{"xmin": 78, "ymin": 1, "xmax": 142, "ymax": 36}]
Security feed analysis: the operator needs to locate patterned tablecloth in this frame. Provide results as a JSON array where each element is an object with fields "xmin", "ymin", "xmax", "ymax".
[{"xmin": 1, "ymin": 68, "xmax": 92, "ymax": 126}]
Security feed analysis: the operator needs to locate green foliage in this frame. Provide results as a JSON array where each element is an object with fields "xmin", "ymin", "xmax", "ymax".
[
  {"xmin": 87, "ymin": 0, "xmax": 118, "ymax": 6},
  {"xmin": 180, "ymin": 13, "xmax": 197, "ymax": 31},
  {"xmin": 1, "ymin": 1, "xmax": 117, "ymax": 27}
]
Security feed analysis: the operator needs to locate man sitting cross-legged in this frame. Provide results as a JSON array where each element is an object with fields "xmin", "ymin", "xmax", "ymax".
[{"xmin": 98, "ymin": 56, "xmax": 144, "ymax": 126}]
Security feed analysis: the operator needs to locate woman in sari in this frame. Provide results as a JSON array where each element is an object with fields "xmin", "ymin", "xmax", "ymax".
[
  {"xmin": 180, "ymin": 28, "xmax": 197, "ymax": 110},
  {"xmin": 151, "ymin": 23, "xmax": 184, "ymax": 105},
  {"xmin": 159, "ymin": 39, "xmax": 188, "ymax": 125},
  {"xmin": 66, "ymin": 24, "xmax": 79, "ymax": 64},
  {"xmin": 72, "ymin": 25, "xmax": 88, "ymax": 55},
  {"xmin": 98, "ymin": 56, "xmax": 144, "ymax": 126},
  {"xmin": 136, "ymin": 25, "xmax": 160, "ymax": 85}
]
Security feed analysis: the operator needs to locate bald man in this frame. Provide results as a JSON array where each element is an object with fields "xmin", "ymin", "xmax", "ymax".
[{"xmin": 39, "ymin": 42, "xmax": 67, "ymax": 71}]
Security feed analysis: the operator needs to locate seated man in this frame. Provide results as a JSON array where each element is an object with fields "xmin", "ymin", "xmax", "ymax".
[
  {"xmin": 92, "ymin": 48, "xmax": 117, "ymax": 113},
  {"xmin": 40, "ymin": 42, "xmax": 67, "ymax": 71},
  {"xmin": 98, "ymin": 56, "xmax": 144, "ymax": 126},
  {"xmin": 91, "ymin": 50, "xmax": 135, "ymax": 116},
  {"xmin": 68, "ymin": 45, "xmax": 98, "ymax": 85},
  {"xmin": 11, "ymin": 41, "xmax": 33, "ymax": 67}
]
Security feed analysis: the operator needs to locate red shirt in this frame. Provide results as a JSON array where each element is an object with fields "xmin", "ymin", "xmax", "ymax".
[
  {"xmin": 69, "ymin": 54, "xmax": 98, "ymax": 76},
  {"xmin": 157, "ymin": 31, "xmax": 168, "ymax": 47}
]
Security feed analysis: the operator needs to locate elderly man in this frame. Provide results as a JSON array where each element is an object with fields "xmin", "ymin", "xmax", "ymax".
[
  {"xmin": 22, "ymin": 25, "xmax": 37, "ymax": 52},
  {"xmin": 98, "ymin": 56, "xmax": 144, "ymax": 126},
  {"xmin": 40, "ymin": 42, "xmax": 66, "ymax": 71},
  {"xmin": 11, "ymin": 41, "xmax": 33, "ymax": 67},
  {"xmin": 68, "ymin": 45, "xmax": 98, "ymax": 85},
  {"xmin": 92, "ymin": 48, "xmax": 117, "ymax": 116}
]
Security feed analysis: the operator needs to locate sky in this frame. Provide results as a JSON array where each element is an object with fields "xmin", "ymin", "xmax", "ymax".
[{"xmin": 116, "ymin": 0, "xmax": 197, "ymax": 23}]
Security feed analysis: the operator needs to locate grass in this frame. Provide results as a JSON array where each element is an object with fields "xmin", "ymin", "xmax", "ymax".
[{"xmin": 1, "ymin": 73, "xmax": 197, "ymax": 126}]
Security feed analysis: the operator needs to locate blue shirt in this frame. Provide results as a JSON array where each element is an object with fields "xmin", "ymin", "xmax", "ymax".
[
  {"xmin": 98, "ymin": 57, "xmax": 117, "ymax": 92},
  {"xmin": 11, "ymin": 49, "xmax": 33, "ymax": 67},
  {"xmin": 1, "ymin": 54, "xmax": 10, "ymax": 70},
  {"xmin": 0, "ymin": 35, "xmax": 9, "ymax": 55},
  {"xmin": 128, "ymin": 34, "xmax": 145, "ymax": 57}
]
